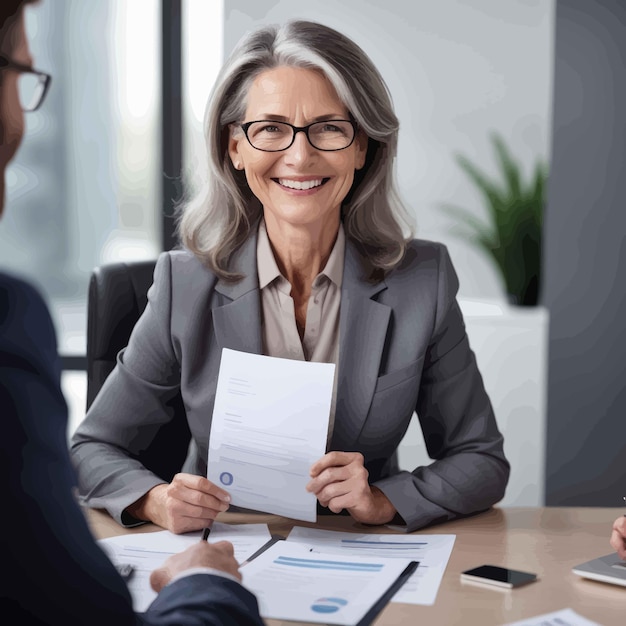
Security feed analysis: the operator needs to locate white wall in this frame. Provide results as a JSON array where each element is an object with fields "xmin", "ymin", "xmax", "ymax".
[{"xmin": 223, "ymin": 0, "xmax": 554, "ymax": 300}]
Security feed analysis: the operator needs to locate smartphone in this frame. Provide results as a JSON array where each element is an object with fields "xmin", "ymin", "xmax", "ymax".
[{"xmin": 460, "ymin": 565, "xmax": 537, "ymax": 589}]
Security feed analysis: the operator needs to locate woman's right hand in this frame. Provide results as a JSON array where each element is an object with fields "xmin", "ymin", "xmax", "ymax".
[{"xmin": 127, "ymin": 473, "xmax": 231, "ymax": 534}]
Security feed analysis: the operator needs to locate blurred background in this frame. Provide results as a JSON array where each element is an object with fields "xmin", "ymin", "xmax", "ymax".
[{"xmin": 1, "ymin": 0, "xmax": 624, "ymax": 510}]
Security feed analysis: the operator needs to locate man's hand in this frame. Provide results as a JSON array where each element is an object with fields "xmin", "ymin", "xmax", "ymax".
[
  {"xmin": 150, "ymin": 540, "xmax": 241, "ymax": 592},
  {"xmin": 610, "ymin": 515, "xmax": 626, "ymax": 560}
]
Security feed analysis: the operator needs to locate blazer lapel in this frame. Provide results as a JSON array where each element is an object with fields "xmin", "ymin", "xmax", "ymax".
[
  {"xmin": 212, "ymin": 229, "xmax": 263, "ymax": 355},
  {"xmin": 211, "ymin": 229, "xmax": 391, "ymax": 452},
  {"xmin": 332, "ymin": 241, "xmax": 390, "ymax": 452}
]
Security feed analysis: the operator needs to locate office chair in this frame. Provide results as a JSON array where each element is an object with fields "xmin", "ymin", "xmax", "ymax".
[{"xmin": 86, "ymin": 259, "xmax": 191, "ymax": 482}]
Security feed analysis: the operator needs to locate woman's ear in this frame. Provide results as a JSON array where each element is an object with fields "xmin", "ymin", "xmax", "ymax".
[
  {"xmin": 227, "ymin": 124, "xmax": 244, "ymax": 170},
  {"xmin": 355, "ymin": 130, "xmax": 368, "ymax": 171}
]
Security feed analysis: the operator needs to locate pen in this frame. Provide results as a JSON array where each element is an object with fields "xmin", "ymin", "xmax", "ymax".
[
  {"xmin": 202, "ymin": 525, "xmax": 212, "ymax": 541},
  {"xmin": 115, "ymin": 563, "xmax": 135, "ymax": 581},
  {"xmin": 623, "ymin": 496, "xmax": 625, "ymax": 517}
]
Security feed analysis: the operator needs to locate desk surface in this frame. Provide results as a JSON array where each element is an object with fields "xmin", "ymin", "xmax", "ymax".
[{"xmin": 88, "ymin": 506, "xmax": 623, "ymax": 626}]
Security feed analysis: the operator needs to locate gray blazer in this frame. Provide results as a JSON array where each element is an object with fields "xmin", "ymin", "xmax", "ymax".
[{"xmin": 71, "ymin": 230, "xmax": 509, "ymax": 532}]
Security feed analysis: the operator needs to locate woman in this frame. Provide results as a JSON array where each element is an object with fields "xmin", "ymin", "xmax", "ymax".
[{"xmin": 71, "ymin": 19, "xmax": 509, "ymax": 534}]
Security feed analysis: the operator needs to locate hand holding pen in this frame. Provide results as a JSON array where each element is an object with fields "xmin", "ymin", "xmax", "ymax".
[
  {"xmin": 202, "ymin": 523, "xmax": 213, "ymax": 541},
  {"xmin": 116, "ymin": 522, "xmax": 231, "ymax": 590},
  {"xmin": 148, "ymin": 538, "xmax": 242, "ymax": 592}
]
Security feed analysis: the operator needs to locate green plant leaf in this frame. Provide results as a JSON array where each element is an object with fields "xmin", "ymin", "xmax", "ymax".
[
  {"xmin": 443, "ymin": 133, "xmax": 548, "ymax": 305},
  {"xmin": 491, "ymin": 132, "xmax": 522, "ymax": 200},
  {"xmin": 454, "ymin": 154, "xmax": 505, "ymax": 217},
  {"xmin": 439, "ymin": 203, "xmax": 493, "ymax": 239}
]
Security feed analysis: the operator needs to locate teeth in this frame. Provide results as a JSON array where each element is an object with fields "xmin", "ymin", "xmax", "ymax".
[{"xmin": 278, "ymin": 178, "xmax": 324, "ymax": 190}]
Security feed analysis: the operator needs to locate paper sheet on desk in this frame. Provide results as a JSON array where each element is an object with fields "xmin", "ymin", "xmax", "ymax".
[
  {"xmin": 99, "ymin": 522, "xmax": 271, "ymax": 612},
  {"xmin": 286, "ymin": 526, "xmax": 455, "ymax": 605},
  {"xmin": 503, "ymin": 608, "xmax": 603, "ymax": 626},
  {"xmin": 241, "ymin": 539, "xmax": 415, "ymax": 625},
  {"xmin": 207, "ymin": 348, "xmax": 335, "ymax": 522}
]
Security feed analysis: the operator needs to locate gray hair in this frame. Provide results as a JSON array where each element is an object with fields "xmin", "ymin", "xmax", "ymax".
[{"xmin": 176, "ymin": 19, "xmax": 414, "ymax": 281}]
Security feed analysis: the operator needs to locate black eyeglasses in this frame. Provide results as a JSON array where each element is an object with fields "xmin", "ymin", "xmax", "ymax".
[
  {"xmin": 0, "ymin": 55, "xmax": 52, "ymax": 112},
  {"xmin": 239, "ymin": 119, "xmax": 358, "ymax": 152}
]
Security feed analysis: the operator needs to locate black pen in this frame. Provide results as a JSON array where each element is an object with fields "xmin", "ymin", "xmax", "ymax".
[
  {"xmin": 115, "ymin": 563, "xmax": 135, "ymax": 581},
  {"xmin": 201, "ymin": 525, "xmax": 212, "ymax": 541}
]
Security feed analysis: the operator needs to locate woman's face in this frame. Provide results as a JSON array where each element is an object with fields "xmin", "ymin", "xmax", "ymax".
[{"xmin": 228, "ymin": 66, "xmax": 367, "ymax": 230}]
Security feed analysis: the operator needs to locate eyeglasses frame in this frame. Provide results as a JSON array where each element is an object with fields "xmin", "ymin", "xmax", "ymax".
[
  {"xmin": 0, "ymin": 55, "xmax": 52, "ymax": 112},
  {"xmin": 239, "ymin": 119, "xmax": 359, "ymax": 153}
]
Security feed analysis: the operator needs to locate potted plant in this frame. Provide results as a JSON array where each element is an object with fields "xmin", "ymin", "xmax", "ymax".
[{"xmin": 440, "ymin": 133, "xmax": 547, "ymax": 306}]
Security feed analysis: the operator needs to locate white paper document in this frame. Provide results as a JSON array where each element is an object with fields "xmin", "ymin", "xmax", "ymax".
[
  {"xmin": 286, "ymin": 526, "xmax": 455, "ymax": 605},
  {"xmin": 503, "ymin": 608, "xmax": 603, "ymax": 626},
  {"xmin": 241, "ymin": 539, "xmax": 415, "ymax": 625},
  {"xmin": 99, "ymin": 522, "xmax": 272, "ymax": 612},
  {"xmin": 207, "ymin": 348, "xmax": 335, "ymax": 522}
]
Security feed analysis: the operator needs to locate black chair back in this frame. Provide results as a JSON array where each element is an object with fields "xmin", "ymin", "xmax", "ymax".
[{"xmin": 86, "ymin": 260, "xmax": 190, "ymax": 481}]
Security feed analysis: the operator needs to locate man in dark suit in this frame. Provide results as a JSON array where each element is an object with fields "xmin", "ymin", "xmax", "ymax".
[{"xmin": 0, "ymin": 2, "xmax": 264, "ymax": 624}]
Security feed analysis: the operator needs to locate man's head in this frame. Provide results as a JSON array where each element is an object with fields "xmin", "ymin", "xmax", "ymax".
[{"xmin": 0, "ymin": 0, "xmax": 38, "ymax": 215}]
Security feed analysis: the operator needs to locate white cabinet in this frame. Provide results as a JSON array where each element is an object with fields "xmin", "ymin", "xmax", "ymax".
[{"xmin": 397, "ymin": 299, "xmax": 549, "ymax": 506}]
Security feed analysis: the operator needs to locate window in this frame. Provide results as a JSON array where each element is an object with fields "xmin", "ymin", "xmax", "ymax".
[{"xmin": 0, "ymin": 0, "xmax": 161, "ymax": 361}]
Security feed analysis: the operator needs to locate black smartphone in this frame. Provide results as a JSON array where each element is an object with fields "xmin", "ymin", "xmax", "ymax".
[{"xmin": 460, "ymin": 565, "xmax": 537, "ymax": 588}]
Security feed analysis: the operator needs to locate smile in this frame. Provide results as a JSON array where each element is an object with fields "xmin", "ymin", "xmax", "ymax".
[{"xmin": 274, "ymin": 178, "xmax": 330, "ymax": 191}]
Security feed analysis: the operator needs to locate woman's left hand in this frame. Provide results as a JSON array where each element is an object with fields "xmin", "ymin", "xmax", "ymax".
[{"xmin": 306, "ymin": 451, "xmax": 398, "ymax": 525}]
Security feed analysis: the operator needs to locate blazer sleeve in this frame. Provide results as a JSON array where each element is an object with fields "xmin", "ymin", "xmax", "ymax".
[
  {"xmin": 1, "ymin": 275, "xmax": 264, "ymax": 626},
  {"xmin": 70, "ymin": 253, "xmax": 181, "ymax": 525},
  {"xmin": 373, "ymin": 246, "xmax": 511, "ymax": 531},
  {"xmin": 146, "ymin": 575, "xmax": 264, "ymax": 626}
]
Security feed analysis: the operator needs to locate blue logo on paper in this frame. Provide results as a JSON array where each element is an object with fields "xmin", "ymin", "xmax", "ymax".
[
  {"xmin": 311, "ymin": 598, "xmax": 348, "ymax": 614},
  {"xmin": 219, "ymin": 472, "xmax": 233, "ymax": 486}
]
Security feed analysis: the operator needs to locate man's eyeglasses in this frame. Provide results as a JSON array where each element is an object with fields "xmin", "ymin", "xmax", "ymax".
[
  {"xmin": 239, "ymin": 119, "xmax": 358, "ymax": 152},
  {"xmin": 0, "ymin": 56, "xmax": 52, "ymax": 112}
]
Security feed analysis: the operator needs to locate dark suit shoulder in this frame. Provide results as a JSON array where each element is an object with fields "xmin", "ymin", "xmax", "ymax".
[
  {"xmin": 0, "ymin": 272, "xmax": 59, "ymax": 375},
  {"xmin": 0, "ymin": 271, "xmax": 50, "ymax": 323}
]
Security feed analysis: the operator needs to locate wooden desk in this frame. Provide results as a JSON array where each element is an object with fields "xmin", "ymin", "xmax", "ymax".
[{"xmin": 88, "ymin": 507, "xmax": 623, "ymax": 625}]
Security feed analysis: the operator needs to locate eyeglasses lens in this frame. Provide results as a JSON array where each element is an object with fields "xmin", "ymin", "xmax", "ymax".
[
  {"xmin": 18, "ymin": 73, "xmax": 45, "ymax": 112},
  {"xmin": 246, "ymin": 121, "xmax": 354, "ymax": 151}
]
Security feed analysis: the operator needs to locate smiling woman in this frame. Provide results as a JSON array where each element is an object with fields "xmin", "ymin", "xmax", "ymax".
[
  {"xmin": 227, "ymin": 66, "xmax": 367, "ymax": 266},
  {"xmin": 70, "ymin": 19, "xmax": 510, "ymax": 536}
]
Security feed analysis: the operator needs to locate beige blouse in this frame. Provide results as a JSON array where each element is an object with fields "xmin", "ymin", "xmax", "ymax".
[{"xmin": 256, "ymin": 220, "xmax": 344, "ymax": 448}]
